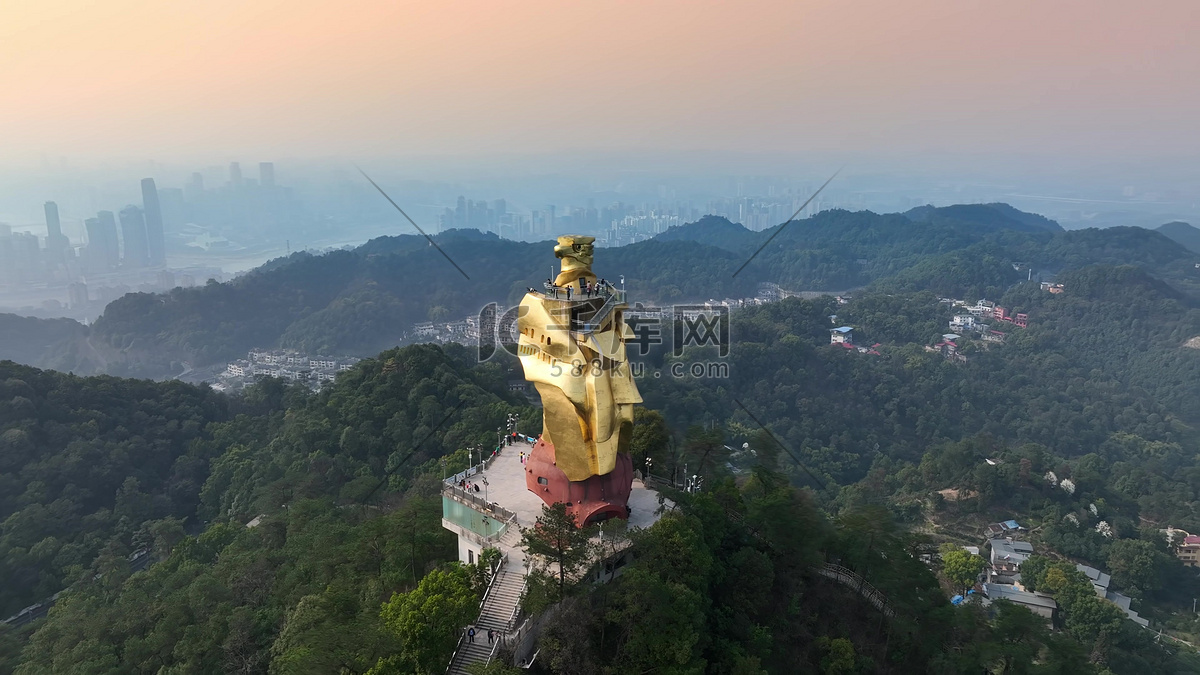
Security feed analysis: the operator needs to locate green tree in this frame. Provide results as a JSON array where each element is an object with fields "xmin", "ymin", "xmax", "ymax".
[
  {"xmin": 1107, "ymin": 538, "xmax": 1167, "ymax": 598},
  {"xmin": 630, "ymin": 408, "xmax": 671, "ymax": 472},
  {"xmin": 940, "ymin": 543, "xmax": 985, "ymax": 593},
  {"xmin": 817, "ymin": 637, "xmax": 857, "ymax": 674},
  {"xmin": 377, "ymin": 565, "xmax": 479, "ymax": 675},
  {"xmin": 521, "ymin": 503, "xmax": 594, "ymax": 599}
]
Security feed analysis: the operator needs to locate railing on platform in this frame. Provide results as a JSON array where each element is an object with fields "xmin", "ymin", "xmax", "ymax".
[
  {"xmin": 814, "ymin": 563, "xmax": 896, "ymax": 618},
  {"xmin": 506, "ymin": 572, "xmax": 529, "ymax": 631},
  {"xmin": 445, "ymin": 551, "xmax": 509, "ymax": 674},
  {"xmin": 443, "ymin": 484, "xmax": 518, "ymax": 523}
]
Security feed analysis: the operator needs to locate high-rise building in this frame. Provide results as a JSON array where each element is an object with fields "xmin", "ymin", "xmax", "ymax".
[
  {"xmin": 43, "ymin": 201, "xmax": 70, "ymax": 262},
  {"xmin": 455, "ymin": 196, "xmax": 467, "ymax": 228},
  {"xmin": 85, "ymin": 211, "xmax": 120, "ymax": 272},
  {"xmin": 44, "ymin": 201, "xmax": 61, "ymax": 238},
  {"xmin": 119, "ymin": 205, "xmax": 149, "ymax": 268},
  {"xmin": 259, "ymin": 162, "xmax": 275, "ymax": 188},
  {"xmin": 9, "ymin": 232, "xmax": 41, "ymax": 280},
  {"xmin": 141, "ymin": 178, "xmax": 166, "ymax": 265},
  {"xmin": 229, "ymin": 162, "xmax": 242, "ymax": 186}
]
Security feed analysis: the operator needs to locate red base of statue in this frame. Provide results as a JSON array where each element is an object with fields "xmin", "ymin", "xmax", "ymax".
[{"xmin": 524, "ymin": 439, "xmax": 632, "ymax": 527}]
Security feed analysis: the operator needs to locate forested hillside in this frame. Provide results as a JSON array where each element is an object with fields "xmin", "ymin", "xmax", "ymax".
[
  {"xmin": 1, "ymin": 344, "xmax": 539, "ymax": 673},
  {"xmin": 6, "ymin": 258, "xmax": 1200, "ymax": 671},
  {"xmin": 4, "ymin": 204, "xmax": 1197, "ymax": 381},
  {"xmin": 0, "ymin": 364, "xmax": 231, "ymax": 617},
  {"xmin": 0, "ymin": 315, "xmax": 104, "ymax": 375}
]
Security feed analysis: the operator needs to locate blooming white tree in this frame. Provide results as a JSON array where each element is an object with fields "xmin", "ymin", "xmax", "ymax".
[
  {"xmin": 1060, "ymin": 478, "xmax": 1076, "ymax": 495},
  {"xmin": 1044, "ymin": 471, "xmax": 1059, "ymax": 486},
  {"xmin": 1064, "ymin": 513, "xmax": 1080, "ymax": 526},
  {"xmin": 1095, "ymin": 520, "xmax": 1114, "ymax": 538}
]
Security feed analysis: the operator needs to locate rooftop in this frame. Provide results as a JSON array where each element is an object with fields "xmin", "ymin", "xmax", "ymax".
[
  {"xmin": 1076, "ymin": 563, "xmax": 1112, "ymax": 595},
  {"xmin": 983, "ymin": 583, "xmax": 1058, "ymax": 610},
  {"xmin": 990, "ymin": 538, "xmax": 1034, "ymax": 561}
]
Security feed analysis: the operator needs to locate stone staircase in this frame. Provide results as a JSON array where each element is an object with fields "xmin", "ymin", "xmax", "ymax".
[{"xmin": 446, "ymin": 559, "xmax": 527, "ymax": 674}]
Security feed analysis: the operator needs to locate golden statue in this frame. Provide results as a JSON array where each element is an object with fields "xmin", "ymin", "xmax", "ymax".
[{"xmin": 517, "ymin": 235, "xmax": 642, "ymax": 484}]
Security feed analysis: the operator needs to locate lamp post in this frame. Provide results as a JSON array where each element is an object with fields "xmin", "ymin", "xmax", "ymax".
[{"xmin": 482, "ymin": 476, "xmax": 489, "ymax": 503}]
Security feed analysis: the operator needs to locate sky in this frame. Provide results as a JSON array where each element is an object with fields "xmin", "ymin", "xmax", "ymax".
[{"xmin": 2, "ymin": 0, "xmax": 1198, "ymax": 168}]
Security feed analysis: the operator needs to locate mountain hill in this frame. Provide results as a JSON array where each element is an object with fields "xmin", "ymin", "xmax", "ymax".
[
  {"xmin": 1158, "ymin": 221, "xmax": 1200, "ymax": 254},
  {"xmin": 0, "ymin": 314, "xmax": 106, "ymax": 375},
  {"xmin": 905, "ymin": 203, "xmax": 1063, "ymax": 233},
  {"xmin": 86, "ymin": 233, "xmax": 760, "ymax": 377},
  {"xmin": 3, "ymin": 204, "xmax": 1197, "ymax": 380},
  {"xmin": 653, "ymin": 214, "xmax": 760, "ymax": 252}
]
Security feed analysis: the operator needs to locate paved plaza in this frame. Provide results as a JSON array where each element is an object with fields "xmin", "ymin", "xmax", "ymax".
[{"xmin": 477, "ymin": 440, "xmax": 667, "ymax": 535}]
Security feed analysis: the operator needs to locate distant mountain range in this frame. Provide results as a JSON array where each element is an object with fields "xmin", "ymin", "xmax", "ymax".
[
  {"xmin": 2, "ymin": 203, "xmax": 1197, "ymax": 379},
  {"xmin": 1158, "ymin": 221, "xmax": 1200, "ymax": 254}
]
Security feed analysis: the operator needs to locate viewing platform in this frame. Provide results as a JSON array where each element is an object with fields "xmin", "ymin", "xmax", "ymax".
[
  {"xmin": 441, "ymin": 440, "xmax": 667, "ymax": 673},
  {"xmin": 442, "ymin": 439, "xmax": 665, "ymax": 566}
]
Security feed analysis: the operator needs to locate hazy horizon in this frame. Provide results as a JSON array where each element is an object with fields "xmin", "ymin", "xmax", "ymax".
[
  {"xmin": 3, "ymin": 1, "xmax": 1197, "ymax": 160},
  {"xmin": 2, "ymin": 1, "xmax": 1198, "ymax": 237}
]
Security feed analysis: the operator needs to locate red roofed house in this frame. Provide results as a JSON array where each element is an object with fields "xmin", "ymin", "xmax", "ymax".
[
  {"xmin": 993, "ymin": 306, "xmax": 1008, "ymax": 321},
  {"xmin": 1178, "ymin": 535, "xmax": 1200, "ymax": 567}
]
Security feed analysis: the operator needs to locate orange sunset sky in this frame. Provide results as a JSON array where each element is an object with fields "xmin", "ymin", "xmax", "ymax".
[{"xmin": 1, "ymin": 0, "xmax": 1197, "ymax": 164}]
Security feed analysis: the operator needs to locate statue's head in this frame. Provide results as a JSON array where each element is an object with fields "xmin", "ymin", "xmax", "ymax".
[{"xmin": 554, "ymin": 235, "xmax": 595, "ymax": 271}]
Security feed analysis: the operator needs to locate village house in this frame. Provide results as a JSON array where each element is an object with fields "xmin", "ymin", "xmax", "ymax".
[
  {"xmin": 949, "ymin": 314, "xmax": 979, "ymax": 331},
  {"xmin": 989, "ymin": 538, "xmax": 1034, "ymax": 578},
  {"xmin": 968, "ymin": 299, "xmax": 996, "ymax": 317},
  {"xmin": 1178, "ymin": 535, "xmax": 1200, "ymax": 567},
  {"xmin": 982, "ymin": 583, "xmax": 1057, "ymax": 620},
  {"xmin": 830, "ymin": 326, "xmax": 854, "ymax": 344}
]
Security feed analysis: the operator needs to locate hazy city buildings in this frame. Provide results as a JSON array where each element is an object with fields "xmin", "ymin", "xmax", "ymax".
[
  {"xmin": 84, "ymin": 212, "xmax": 121, "ymax": 272},
  {"xmin": 43, "ymin": 201, "xmax": 70, "ymax": 263},
  {"xmin": 118, "ymin": 205, "xmax": 149, "ymax": 268},
  {"xmin": 141, "ymin": 178, "xmax": 166, "ymax": 265}
]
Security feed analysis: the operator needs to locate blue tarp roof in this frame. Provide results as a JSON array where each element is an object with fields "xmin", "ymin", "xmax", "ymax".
[
  {"xmin": 832, "ymin": 326, "xmax": 853, "ymax": 333},
  {"xmin": 1003, "ymin": 520, "xmax": 1020, "ymax": 529},
  {"xmin": 951, "ymin": 595, "xmax": 965, "ymax": 605}
]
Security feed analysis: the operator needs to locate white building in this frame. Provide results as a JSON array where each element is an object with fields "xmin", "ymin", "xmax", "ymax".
[
  {"xmin": 830, "ymin": 326, "xmax": 854, "ymax": 344},
  {"xmin": 950, "ymin": 315, "xmax": 979, "ymax": 331}
]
